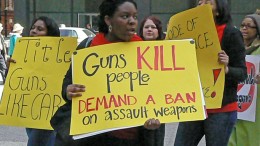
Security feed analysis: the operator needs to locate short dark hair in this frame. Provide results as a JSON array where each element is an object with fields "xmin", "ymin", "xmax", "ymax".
[
  {"xmin": 30, "ymin": 16, "xmax": 60, "ymax": 36},
  {"xmin": 139, "ymin": 16, "xmax": 164, "ymax": 40},
  {"xmin": 98, "ymin": 0, "xmax": 137, "ymax": 34},
  {"xmin": 215, "ymin": 0, "xmax": 232, "ymax": 25}
]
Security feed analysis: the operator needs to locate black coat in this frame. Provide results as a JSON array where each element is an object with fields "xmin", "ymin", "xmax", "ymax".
[{"xmin": 221, "ymin": 24, "xmax": 247, "ymax": 106}]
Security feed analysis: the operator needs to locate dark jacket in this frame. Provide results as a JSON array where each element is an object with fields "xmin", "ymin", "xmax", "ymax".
[
  {"xmin": 221, "ymin": 24, "xmax": 247, "ymax": 106},
  {"xmin": 50, "ymin": 38, "xmax": 93, "ymax": 145},
  {"xmin": 0, "ymin": 54, "xmax": 6, "ymax": 82}
]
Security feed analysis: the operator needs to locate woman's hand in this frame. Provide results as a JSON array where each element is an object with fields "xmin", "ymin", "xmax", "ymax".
[
  {"xmin": 66, "ymin": 84, "xmax": 86, "ymax": 100},
  {"xmin": 143, "ymin": 118, "xmax": 161, "ymax": 130},
  {"xmin": 218, "ymin": 50, "xmax": 229, "ymax": 74},
  {"xmin": 255, "ymin": 73, "xmax": 260, "ymax": 84},
  {"xmin": 6, "ymin": 57, "xmax": 16, "ymax": 69}
]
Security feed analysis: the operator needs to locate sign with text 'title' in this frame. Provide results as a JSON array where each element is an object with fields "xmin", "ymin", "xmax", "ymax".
[
  {"xmin": 166, "ymin": 5, "xmax": 224, "ymax": 109},
  {"xmin": 71, "ymin": 40, "xmax": 206, "ymax": 136},
  {"xmin": 0, "ymin": 37, "xmax": 77, "ymax": 129}
]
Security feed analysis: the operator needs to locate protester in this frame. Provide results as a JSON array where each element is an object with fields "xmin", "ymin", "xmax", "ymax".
[
  {"xmin": 138, "ymin": 15, "xmax": 165, "ymax": 146},
  {"xmin": 174, "ymin": 0, "xmax": 247, "ymax": 146},
  {"xmin": 86, "ymin": 23, "xmax": 96, "ymax": 33},
  {"xmin": 8, "ymin": 23, "xmax": 24, "ymax": 57},
  {"xmin": 0, "ymin": 23, "xmax": 7, "ymax": 79},
  {"xmin": 0, "ymin": 23, "xmax": 7, "ymax": 60},
  {"xmin": 229, "ymin": 9, "xmax": 260, "ymax": 146},
  {"xmin": 8, "ymin": 16, "xmax": 60, "ymax": 146},
  {"xmin": 139, "ymin": 16, "xmax": 165, "ymax": 40},
  {"xmin": 51, "ymin": 0, "xmax": 161, "ymax": 146}
]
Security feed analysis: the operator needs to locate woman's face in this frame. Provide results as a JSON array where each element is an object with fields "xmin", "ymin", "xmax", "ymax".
[
  {"xmin": 106, "ymin": 2, "xmax": 138, "ymax": 42},
  {"xmin": 142, "ymin": 19, "xmax": 159, "ymax": 40},
  {"xmin": 29, "ymin": 20, "xmax": 48, "ymax": 37},
  {"xmin": 198, "ymin": 0, "xmax": 218, "ymax": 19},
  {"xmin": 240, "ymin": 17, "xmax": 258, "ymax": 41}
]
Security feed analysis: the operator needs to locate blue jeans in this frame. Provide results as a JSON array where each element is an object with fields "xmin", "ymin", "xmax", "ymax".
[
  {"xmin": 26, "ymin": 128, "xmax": 56, "ymax": 146},
  {"xmin": 174, "ymin": 111, "xmax": 237, "ymax": 146}
]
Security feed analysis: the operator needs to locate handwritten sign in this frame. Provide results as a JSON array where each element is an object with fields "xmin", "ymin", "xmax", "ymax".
[
  {"xmin": 166, "ymin": 5, "xmax": 224, "ymax": 109},
  {"xmin": 237, "ymin": 55, "xmax": 260, "ymax": 122},
  {"xmin": 71, "ymin": 40, "xmax": 206, "ymax": 136},
  {"xmin": 0, "ymin": 37, "xmax": 77, "ymax": 129}
]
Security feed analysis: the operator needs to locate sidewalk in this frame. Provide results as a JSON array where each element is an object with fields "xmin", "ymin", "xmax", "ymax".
[
  {"xmin": 165, "ymin": 123, "xmax": 205, "ymax": 146},
  {"xmin": 0, "ymin": 123, "xmax": 205, "ymax": 146},
  {"xmin": 0, "ymin": 142, "xmax": 26, "ymax": 146}
]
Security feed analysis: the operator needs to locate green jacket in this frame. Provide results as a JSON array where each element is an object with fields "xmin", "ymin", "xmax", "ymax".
[{"xmin": 229, "ymin": 38, "xmax": 260, "ymax": 146}]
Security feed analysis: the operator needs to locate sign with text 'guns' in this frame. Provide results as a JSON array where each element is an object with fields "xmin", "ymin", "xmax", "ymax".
[
  {"xmin": 0, "ymin": 37, "xmax": 77, "ymax": 129},
  {"xmin": 166, "ymin": 5, "xmax": 224, "ymax": 109},
  {"xmin": 71, "ymin": 40, "xmax": 206, "ymax": 136}
]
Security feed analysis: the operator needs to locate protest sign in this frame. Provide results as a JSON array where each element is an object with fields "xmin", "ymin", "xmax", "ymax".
[
  {"xmin": 166, "ymin": 5, "xmax": 224, "ymax": 109},
  {"xmin": 237, "ymin": 55, "xmax": 260, "ymax": 122},
  {"xmin": 0, "ymin": 37, "xmax": 77, "ymax": 129},
  {"xmin": 71, "ymin": 40, "xmax": 206, "ymax": 137}
]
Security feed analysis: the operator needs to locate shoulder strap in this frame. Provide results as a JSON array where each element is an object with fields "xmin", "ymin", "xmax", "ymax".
[
  {"xmin": 76, "ymin": 37, "xmax": 94, "ymax": 50},
  {"xmin": 85, "ymin": 37, "xmax": 93, "ymax": 47}
]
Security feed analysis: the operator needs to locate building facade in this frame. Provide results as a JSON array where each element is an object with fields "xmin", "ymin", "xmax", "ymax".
[
  {"xmin": 0, "ymin": 0, "xmax": 14, "ymax": 36},
  {"xmin": 12, "ymin": 0, "xmax": 260, "ymax": 36}
]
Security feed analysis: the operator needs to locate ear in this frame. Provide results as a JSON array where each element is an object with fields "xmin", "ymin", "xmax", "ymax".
[{"xmin": 104, "ymin": 15, "xmax": 111, "ymax": 26}]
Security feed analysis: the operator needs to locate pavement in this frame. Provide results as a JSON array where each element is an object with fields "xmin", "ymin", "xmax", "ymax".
[
  {"xmin": 0, "ymin": 123, "xmax": 205, "ymax": 146},
  {"xmin": 0, "ymin": 126, "xmax": 27, "ymax": 146}
]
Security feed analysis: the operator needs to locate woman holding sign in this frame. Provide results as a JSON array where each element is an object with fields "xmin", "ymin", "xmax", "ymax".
[
  {"xmin": 138, "ymin": 15, "xmax": 165, "ymax": 146},
  {"xmin": 174, "ymin": 0, "xmax": 247, "ymax": 146},
  {"xmin": 229, "ymin": 9, "xmax": 260, "ymax": 146},
  {"xmin": 8, "ymin": 16, "xmax": 60, "ymax": 146},
  {"xmin": 51, "ymin": 0, "xmax": 161, "ymax": 146},
  {"xmin": 26, "ymin": 16, "xmax": 60, "ymax": 146}
]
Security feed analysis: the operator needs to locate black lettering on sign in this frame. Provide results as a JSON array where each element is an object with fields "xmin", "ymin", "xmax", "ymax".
[
  {"xmin": 106, "ymin": 71, "xmax": 150, "ymax": 93},
  {"xmin": 19, "ymin": 38, "xmax": 71, "ymax": 63},
  {"xmin": 153, "ymin": 105, "xmax": 197, "ymax": 120},
  {"xmin": 82, "ymin": 53, "xmax": 127, "ymax": 76},
  {"xmin": 0, "ymin": 93, "xmax": 63, "ymax": 121},
  {"xmin": 82, "ymin": 114, "xmax": 98, "ymax": 125},
  {"xmin": 193, "ymin": 32, "xmax": 213, "ymax": 49},
  {"xmin": 167, "ymin": 24, "xmax": 184, "ymax": 39},
  {"xmin": 104, "ymin": 106, "xmax": 148, "ymax": 120},
  {"xmin": 8, "ymin": 68, "xmax": 47, "ymax": 91}
]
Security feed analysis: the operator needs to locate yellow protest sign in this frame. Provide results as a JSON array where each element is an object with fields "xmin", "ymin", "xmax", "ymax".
[
  {"xmin": 166, "ymin": 5, "xmax": 224, "ymax": 109},
  {"xmin": 71, "ymin": 40, "xmax": 206, "ymax": 136},
  {"xmin": 0, "ymin": 37, "xmax": 77, "ymax": 129}
]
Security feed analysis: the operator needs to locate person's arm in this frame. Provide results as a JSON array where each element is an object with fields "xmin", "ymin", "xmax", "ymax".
[
  {"xmin": 0, "ymin": 54, "xmax": 6, "ymax": 80},
  {"xmin": 224, "ymin": 28, "xmax": 247, "ymax": 82},
  {"xmin": 61, "ymin": 37, "xmax": 93, "ymax": 102},
  {"xmin": 8, "ymin": 35, "xmax": 17, "ymax": 56},
  {"xmin": 255, "ymin": 73, "xmax": 260, "ymax": 84},
  {"xmin": 61, "ymin": 65, "xmax": 73, "ymax": 102},
  {"xmin": 61, "ymin": 64, "xmax": 86, "ymax": 102}
]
